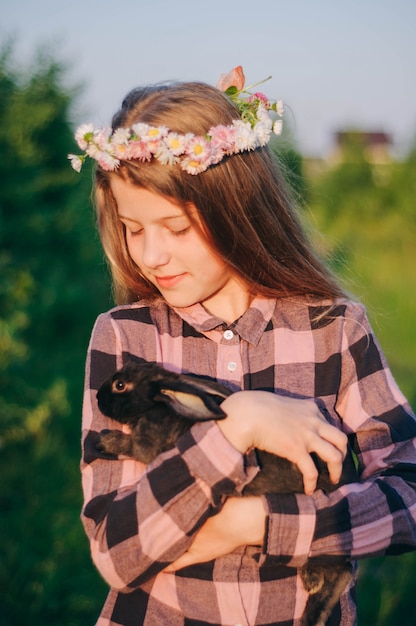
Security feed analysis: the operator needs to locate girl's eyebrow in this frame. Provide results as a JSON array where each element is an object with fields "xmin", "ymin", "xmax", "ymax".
[
  {"xmin": 118, "ymin": 214, "xmax": 189, "ymax": 224},
  {"xmin": 118, "ymin": 216, "xmax": 139, "ymax": 223}
]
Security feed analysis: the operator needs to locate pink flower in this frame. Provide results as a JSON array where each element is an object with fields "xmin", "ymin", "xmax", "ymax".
[
  {"xmin": 97, "ymin": 152, "xmax": 120, "ymax": 171},
  {"xmin": 216, "ymin": 66, "xmax": 245, "ymax": 92},
  {"xmin": 127, "ymin": 141, "xmax": 153, "ymax": 161},
  {"xmin": 112, "ymin": 142, "xmax": 131, "ymax": 159},
  {"xmin": 209, "ymin": 124, "xmax": 237, "ymax": 151},
  {"xmin": 94, "ymin": 128, "xmax": 112, "ymax": 150},
  {"xmin": 209, "ymin": 144, "xmax": 226, "ymax": 165},
  {"xmin": 249, "ymin": 92, "xmax": 270, "ymax": 106}
]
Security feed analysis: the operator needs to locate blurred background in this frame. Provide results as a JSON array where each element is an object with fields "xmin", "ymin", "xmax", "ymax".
[{"xmin": 1, "ymin": 1, "xmax": 415, "ymax": 624}]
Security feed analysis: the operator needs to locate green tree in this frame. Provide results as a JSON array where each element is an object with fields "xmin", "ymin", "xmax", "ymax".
[
  {"xmin": 0, "ymin": 43, "xmax": 110, "ymax": 625},
  {"xmin": 308, "ymin": 147, "xmax": 416, "ymax": 403},
  {"xmin": 306, "ymin": 146, "xmax": 416, "ymax": 625}
]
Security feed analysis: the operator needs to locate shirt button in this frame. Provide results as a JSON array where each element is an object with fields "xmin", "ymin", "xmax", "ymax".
[
  {"xmin": 223, "ymin": 330, "xmax": 234, "ymax": 340},
  {"xmin": 227, "ymin": 361, "xmax": 237, "ymax": 372}
]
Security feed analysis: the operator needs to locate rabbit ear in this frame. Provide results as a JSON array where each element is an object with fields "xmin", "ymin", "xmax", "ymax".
[{"xmin": 156, "ymin": 376, "xmax": 231, "ymax": 421}]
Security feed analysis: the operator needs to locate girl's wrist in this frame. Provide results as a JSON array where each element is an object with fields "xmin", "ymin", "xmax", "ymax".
[{"xmin": 217, "ymin": 391, "xmax": 256, "ymax": 453}]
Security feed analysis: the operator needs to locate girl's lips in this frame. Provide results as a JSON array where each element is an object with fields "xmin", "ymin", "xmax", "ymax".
[{"xmin": 155, "ymin": 273, "xmax": 187, "ymax": 289}]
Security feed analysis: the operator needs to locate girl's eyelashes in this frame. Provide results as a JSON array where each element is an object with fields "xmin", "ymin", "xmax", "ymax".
[
  {"xmin": 127, "ymin": 227, "xmax": 144, "ymax": 237},
  {"xmin": 120, "ymin": 216, "xmax": 192, "ymax": 238},
  {"xmin": 119, "ymin": 219, "xmax": 142, "ymax": 236},
  {"xmin": 171, "ymin": 226, "xmax": 191, "ymax": 237},
  {"xmin": 126, "ymin": 225, "xmax": 191, "ymax": 237}
]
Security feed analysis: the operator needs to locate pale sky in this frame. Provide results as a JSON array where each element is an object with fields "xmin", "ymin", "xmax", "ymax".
[{"xmin": 2, "ymin": 0, "xmax": 415, "ymax": 157}]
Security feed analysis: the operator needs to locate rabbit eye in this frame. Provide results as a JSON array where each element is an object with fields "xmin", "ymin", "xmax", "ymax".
[{"xmin": 113, "ymin": 379, "xmax": 126, "ymax": 393}]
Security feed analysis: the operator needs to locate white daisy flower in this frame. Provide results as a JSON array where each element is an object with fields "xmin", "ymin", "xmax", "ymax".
[
  {"xmin": 85, "ymin": 142, "xmax": 101, "ymax": 158},
  {"xmin": 155, "ymin": 143, "xmax": 178, "ymax": 166},
  {"xmin": 233, "ymin": 121, "xmax": 258, "ymax": 151},
  {"xmin": 165, "ymin": 132, "xmax": 189, "ymax": 156},
  {"xmin": 132, "ymin": 123, "xmax": 151, "ymax": 138},
  {"xmin": 256, "ymin": 105, "xmax": 273, "ymax": 129},
  {"xmin": 112, "ymin": 127, "xmax": 131, "ymax": 144},
  {"xmin": 134, "ymin": 124, "xmax": 169, "ymax": 142},
  {"xmin": 75, "ymin": 124, "xmax": 94, "ymax": 150},
  {"xmin": 181, "ymin": 157, "xmax": 210, "ymax": 175},
  {"xmin": 254, "ymin": 122, "xmax": 272, "ymax": 146},
  {"xmin": 68, "ymin": 154, "xmax": 84, "ymax": 172},
  {"xmin": 273, "ymin": 120, "xmax": 283, "ymax": 136}
]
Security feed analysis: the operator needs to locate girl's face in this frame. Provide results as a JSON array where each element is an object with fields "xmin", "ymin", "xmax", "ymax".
[{"xmin": 110, "ymin": 177, "xmax": 250, "ymax": 321}]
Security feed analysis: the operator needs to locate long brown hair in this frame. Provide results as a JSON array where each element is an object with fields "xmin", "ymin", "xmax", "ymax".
[{"xmin": 95, "ymin": 81, "xmax": 346, "ymax": 305}]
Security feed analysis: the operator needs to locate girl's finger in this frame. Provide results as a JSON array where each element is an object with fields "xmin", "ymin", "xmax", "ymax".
[
  {"xmin": 295, "ymin": 454, "xmax": 319, "ymax": 495},
  {"xmin": 309, "ymin": 436, "xmax": 346, "ymax": 485},
  {"xmin": 318, "ymin": 421, "xmax": 348, "ymax": 457}
]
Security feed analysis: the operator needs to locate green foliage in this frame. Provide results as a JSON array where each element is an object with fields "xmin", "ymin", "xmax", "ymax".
[
  {"xmin": 305, "ymin": 147, "xmax": 416, "ymax": 624},
  {"xmin": 307, "ymin": 150, "xmax": 416, "ymax": 405},
  {"xmin": 0, "ymin": 43, "xmax": 110, "ymax": 624}
]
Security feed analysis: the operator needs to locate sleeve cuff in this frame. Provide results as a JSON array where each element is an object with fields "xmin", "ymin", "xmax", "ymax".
[{"xmin": 262, "ymin": 492, "xmax": 317, "ymax": 568}]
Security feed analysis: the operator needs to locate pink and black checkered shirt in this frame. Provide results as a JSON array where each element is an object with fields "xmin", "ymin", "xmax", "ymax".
[{"xmin": 81, "ymin": 296, "xmax": 416, "ymax": 625}]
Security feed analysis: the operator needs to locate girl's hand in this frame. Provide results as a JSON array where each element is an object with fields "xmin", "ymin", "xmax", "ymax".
[
  {"xmin": 164, "ymin": 496, "xmax": 266, "ymax": 572},
  {"xmin": 218, "ymin": 391, "xmax": 348, "ymax": 495}
]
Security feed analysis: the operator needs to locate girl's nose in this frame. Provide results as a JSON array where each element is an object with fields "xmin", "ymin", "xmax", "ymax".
[{"xmin": 141, "ymin": 232, "xmax": 170, "ymax": 269}]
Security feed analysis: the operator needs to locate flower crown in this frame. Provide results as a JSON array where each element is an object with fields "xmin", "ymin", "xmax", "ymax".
[{"xmin": 68, "ymin": 66, "xmax": 283, "ymax": 175}]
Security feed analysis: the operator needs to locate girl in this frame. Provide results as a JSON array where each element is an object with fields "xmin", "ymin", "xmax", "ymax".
[{"xmin": 74, "ymin": 69, "xmax": 416, "ymax": 625}]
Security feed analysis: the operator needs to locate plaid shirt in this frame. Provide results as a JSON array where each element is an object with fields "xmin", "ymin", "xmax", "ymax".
[{"xmin": 81, "ymin": 296, "xmax": 416, "ymax": 625}]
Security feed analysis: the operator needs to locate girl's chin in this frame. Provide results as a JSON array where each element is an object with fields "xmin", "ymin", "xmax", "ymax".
[{"xmin": 161, "ymin": 294, "xmax": 200, "ymax": 309}]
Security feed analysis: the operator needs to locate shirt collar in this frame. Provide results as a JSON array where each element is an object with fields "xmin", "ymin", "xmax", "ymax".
[{"xmin": 173, "ymin": 296, "xmax": 276, "ymax": 346}]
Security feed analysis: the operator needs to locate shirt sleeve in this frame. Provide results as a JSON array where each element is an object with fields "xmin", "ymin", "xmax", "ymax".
[
  {"xmin": 80, "ymin": 312, "xmax": 255, "ymax": 591},
  {"xmin": 263, "ymin": 301, "xmax": 416, "ymax": 567}
]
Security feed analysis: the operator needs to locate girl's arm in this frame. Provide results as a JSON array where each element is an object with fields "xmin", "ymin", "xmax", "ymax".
[
  {"xmin": 81, "ymin": 312, "xmax": 256, "ymax": 591},
  {"xmin": 164, "ymin": 496, "xmax": 266, "ymax": 572},
  {"xmin": 164, "ymin": 391, "xmax": 349, "ymax": 572},
  {"xmin": 218, "ymin": 390, "xmax": 348, "ymax": 494},
  {"xmin": 263, "ymin": 302, "xmax": 416, "ymax": 568},
  {"xmin": 167, "ymin": 303, "xmax": 416, "ymax": 572},
  {"xmin": 81, "ymin": 312, "xmax": 349, "ymax": 589}
]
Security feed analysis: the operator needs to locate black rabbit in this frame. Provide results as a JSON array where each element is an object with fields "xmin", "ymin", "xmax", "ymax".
[{"xmin": 96, "ymin": 361, "xmax": 357, "ymax": 626}]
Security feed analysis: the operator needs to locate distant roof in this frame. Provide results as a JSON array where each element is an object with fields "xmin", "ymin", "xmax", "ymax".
[{"xmin": 335, "ymin": 130, "xmax": 392, "ymax": 147}]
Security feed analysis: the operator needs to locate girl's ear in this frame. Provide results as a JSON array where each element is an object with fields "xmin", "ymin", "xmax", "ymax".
[{"xmin": 155, "ymin": 376, "xmax": 231, "ymax": 421}]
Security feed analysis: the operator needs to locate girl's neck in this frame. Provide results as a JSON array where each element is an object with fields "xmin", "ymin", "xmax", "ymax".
[{"xmin": 201, "ymin": 281, "xmax": 253, "ymax": 324}]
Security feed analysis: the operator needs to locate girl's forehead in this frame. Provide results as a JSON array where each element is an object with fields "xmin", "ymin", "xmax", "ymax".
[
  {"xmin": 110, "ymin": 177, "xmax": 198, "ymax": 223},
  {"xmin": 111, "ymin": 178, "xmax": 178, "ymax": 209}
]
